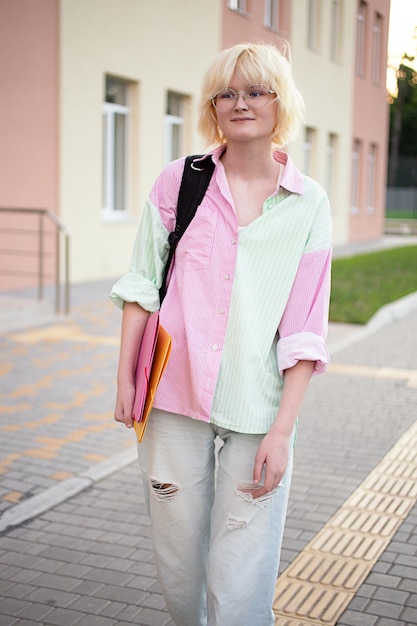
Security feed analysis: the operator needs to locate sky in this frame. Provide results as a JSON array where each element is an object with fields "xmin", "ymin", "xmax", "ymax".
[{"xmin": 387, "ymin": 0, "xmax": 417, "ymax": 94}]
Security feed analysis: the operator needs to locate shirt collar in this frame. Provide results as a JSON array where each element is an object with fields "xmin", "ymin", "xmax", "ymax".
[{"xmin": 195, "ymin": 146, "xmax": 304, "ymax": 196}]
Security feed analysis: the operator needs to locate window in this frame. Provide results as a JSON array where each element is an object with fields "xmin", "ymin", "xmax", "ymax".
[
  {"xmin": 165, "ymin": 92, "xmax": 186, "ymax": 164},
  {"xmin": 356, "ymin": 1, "xmax": 367, "ymax": 76},
  {"xmin": 228, "ymin": 0, "xmax": 246, "ymax": 12},
  {"xmin": 330, "ymin": 0, "xmax": 342, "ymax": 63},
  {"xmin": 351, "ymin": 139, "xmax": 362, "ymax": 213},
  {"xmin": 304, "ymin": 127, "xmax": 316, "ymax": 176},
  {"xmin": 102, "ymin": 77, "xmax": 129, "ymax": 213},
  {"xmin": 265, "ymin": 0, "xmax": 279, "ymax": 30},
  {"xmin": 326, "ymin": 134, "xmax": 337, "ymax": 206},
  {"xmin": 307, "ymin": 0, "xmax": 320, "ymax": 52},
  {"xmin": 367, "ymin": 143, "xmax": 377, "ymax": 213},
  {"xmin": 371, "ymin": 12, "xmax": 383, "ymax": 84}
]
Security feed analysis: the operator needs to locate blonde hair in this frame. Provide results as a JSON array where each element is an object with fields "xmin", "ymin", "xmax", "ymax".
[{"xmin": 198, "ymin": 43, "xmax": 305, "ymax": 148}]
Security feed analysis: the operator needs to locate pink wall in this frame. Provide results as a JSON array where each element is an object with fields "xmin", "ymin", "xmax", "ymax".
[
  {"xmin": 222, "ymin": 0, "xmax": 291, "ymax": 50},
  {"xmin": 0, "ymin": 0, "xmax": 59, "ymax": 290},
  {"xmin": 351, "ymin": 0, "xmax": 390, "ymax": 242}
]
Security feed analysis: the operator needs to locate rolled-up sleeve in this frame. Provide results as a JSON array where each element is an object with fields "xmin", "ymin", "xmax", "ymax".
[
  {"xmin": 277, "ymin": 190, "xmax": 332, "ymax": 377},
  {"xmin": 109, "ymin": 197, "xmax": 170, "ymax": 311},
  {"xmin": 110, "ymin": 158, "xmax": 187, "ymax": 311}
]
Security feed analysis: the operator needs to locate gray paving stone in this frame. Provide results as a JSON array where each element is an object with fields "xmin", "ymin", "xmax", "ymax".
[
  {"xmin": 366, "ymin": 600, "xmax": 404, "ymax": 619},
  {"xmin": 1, "ymin": 282, "xmax": 417, "ymax": 625},
  {"xmin": 337, "ymin": 610, "xmax": 379, "ymax": 626},
  {"xmin": 401, "ymin": 608, "xmax": 417, "ymax": 624},
  {"xmin": 373, "ymin": 587, "xmax": 410, "ymax": 605},
  {"xmin": 38, "ymin": 606, "xmax": 84, "ymax": 625},
  {"xmin": 16, "ymin": 602, "xmax": 54, "ymax": 621}
]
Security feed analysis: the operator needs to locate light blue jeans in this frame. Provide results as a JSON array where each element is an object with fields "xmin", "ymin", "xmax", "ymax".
[{"xmin": 138, "ymin": 409, "xmax": 293, "ymax": 626}]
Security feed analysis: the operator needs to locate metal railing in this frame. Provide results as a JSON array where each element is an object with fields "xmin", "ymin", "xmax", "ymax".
[{"xmin": 0, "ymin": 207, "xmax": 70, "ymax": 314}]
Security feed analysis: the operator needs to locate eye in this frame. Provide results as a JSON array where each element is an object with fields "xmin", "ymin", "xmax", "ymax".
[
  {"xmin": 218, "ymin": 89, "xmax": 235, "ymax": 100},
  {"xmin": 248, "ymin": 86, "xmax": 268, "ymax": 98}
]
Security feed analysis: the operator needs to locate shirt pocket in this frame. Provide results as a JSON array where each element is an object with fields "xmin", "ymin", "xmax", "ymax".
[{"xmin": 174, "ymin": 204, "xmax": 218, "ymax": 271}]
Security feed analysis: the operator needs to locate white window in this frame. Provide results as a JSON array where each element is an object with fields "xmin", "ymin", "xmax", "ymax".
[
  {"xmin": 308, "ymin": 0, "xmax": 320, "ymax": 52},
  {"xmin": 228, "ymin": 0, "xmax": 246, "ymax": 12},
  {"xmin": 330, "ymin": 0, "xmax": 342, "ymax": 63},
  {"xmin": 265, "ymin": 0, "xmax": 279, "ymax": 30},
  {"xmin": 351, "ymin": 139, "xmax": 361, "ymax": 213},
  {"xmin": 102, "ymin": 77, "xmax": 129, "ymax": 213},
  {"xmin": 372, "ymin": 12, "xmax": 382, "ymax": 84},
  {"xmin": 367, "ymin": 143, "xmax": 377, "ymax": 213},
  {"xmin": 304, "ymin": 127, "xmax": 316, "ymax": 176},
  {"xmin": 165, "ymin": 92, "xmax": 185, "ymax": 164},
  {"xmin": 356, "ymin": 1, "xmax": 367, "ymax": 76},
  {"xmin": 326, "ymin": 133, "xmax": 337, "ymax": 206}
]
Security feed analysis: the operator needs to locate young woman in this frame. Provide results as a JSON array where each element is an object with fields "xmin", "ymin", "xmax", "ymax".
[{"xmin": 111, "ymin": 43, "xmax": 332, "ymax": 626}]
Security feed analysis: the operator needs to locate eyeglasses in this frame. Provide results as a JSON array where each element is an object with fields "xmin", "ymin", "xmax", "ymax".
[{"xmin": 210, "ymin": 85, "xmax": 277, "ymax": 111}]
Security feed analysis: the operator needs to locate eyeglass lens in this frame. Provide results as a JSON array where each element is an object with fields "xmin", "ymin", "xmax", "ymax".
[{"xmin": 212, "ymin": 85, "xmax": 274, "ymax": 110}]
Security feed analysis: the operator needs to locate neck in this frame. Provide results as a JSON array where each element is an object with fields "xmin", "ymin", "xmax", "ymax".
[{"xmin": 221, "ymin": 141, "xmax": 278, "ymax": 179}]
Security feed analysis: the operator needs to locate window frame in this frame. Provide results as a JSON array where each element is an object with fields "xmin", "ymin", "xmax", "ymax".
[
  {"xmin": 228, "ymin": 0, "xmax": 247, "ymax": 13},
  {"xmin": 351, "ymin": 138, "xmax": 362, "ymax": 213},
  {"xmin": 371, "ymin": 12, "xmax": 383, "ymax": 84},
  {"xmin": 366, "ymin": 143, "xmax": 377, "ymax": 213},
  {"xmin": 303, "ymin": 127, "xmax": 317, "ymax": 177},
  {"xmin": 356, "ymin": 0, "xmax": 367, "ymax": 77},
  {"xmin": 164, "ymin": 91, "xmax": 186, "ymax": 165},
  {"xmin": 330, "ymin": 0, "xmax": 342, "ymax": 63},
  {"xmin": 307, "ymin": 0, "xmax": 321, "ymax": 52},
  {"xmin": 102, "ymin": 77, "xmax": 130, "ymax": 218},
  {"xmin": 264, "ymin": 0, "xmax": 279, "ymax": 31},
  {"xmin": 326, "ymin": 133, "xmax": 338, "ymax": 207}
]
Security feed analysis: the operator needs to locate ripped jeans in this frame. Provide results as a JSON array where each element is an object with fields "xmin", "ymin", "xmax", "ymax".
[{"xmin": 138, "ymin": 409, "xmax": 294, "ymax": 626}]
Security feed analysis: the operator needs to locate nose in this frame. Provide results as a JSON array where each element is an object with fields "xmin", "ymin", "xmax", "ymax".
[{"xmin": 234, "ymin": 93, "xmax": 248, "ymax": 109}]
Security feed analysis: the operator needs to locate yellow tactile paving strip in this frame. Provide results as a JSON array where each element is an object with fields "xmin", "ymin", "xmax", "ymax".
[
  {"xmin": 0, "ymin": 323, "xmax": 131, "ymax": 506},
  {"xmin": 329, "ymin": 362, "xmax": 417, "ymax": 388},
  {"xmin": 8, "ymin": 324, "xmax": 119, "ymax": 345},
  {"xmin": 273, "ymin": 418, "xmax": 417, "ymax": 625}
]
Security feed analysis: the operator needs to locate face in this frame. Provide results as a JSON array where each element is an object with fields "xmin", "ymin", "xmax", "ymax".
[{"xmin": 212, "ymin": 72, "xmax": 277, "ymax": 145}]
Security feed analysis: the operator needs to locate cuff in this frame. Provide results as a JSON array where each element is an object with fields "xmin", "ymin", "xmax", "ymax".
[
  {"xmin": 277, "ymin": 332, "xmax": 330, "ymax": 377},
  {"xmin": 109, "ymin": 272, "xmax": 160, "ymax": 312}
]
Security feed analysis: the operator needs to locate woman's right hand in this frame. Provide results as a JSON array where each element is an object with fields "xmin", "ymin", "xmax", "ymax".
[
  {"xmin": 114, "ymin": 302, "xmax": 150, "ymax": 429},
  {"xmin": 114, "ymin": 381, "xmax": 136, "ymax": 428}
]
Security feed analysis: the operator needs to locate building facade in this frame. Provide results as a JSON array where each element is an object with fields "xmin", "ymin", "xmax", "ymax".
[{"xmin": 0, "ymin": 0, "xmax": 390, "ymax": 292}]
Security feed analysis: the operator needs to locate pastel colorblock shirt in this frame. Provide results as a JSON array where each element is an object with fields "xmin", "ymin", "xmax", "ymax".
[{"xmin": 110, "ymin": 146, "xmax": 332, "ymax": 434}]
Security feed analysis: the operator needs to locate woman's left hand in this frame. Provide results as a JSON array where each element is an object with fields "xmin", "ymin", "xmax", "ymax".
[{"xmin": 249, "ymin": 430, "xmax": 290, "ymax": 499}]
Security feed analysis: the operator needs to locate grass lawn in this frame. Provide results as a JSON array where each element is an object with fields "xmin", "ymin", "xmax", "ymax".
[
  {"xmin": 385, "ymin": 209, "xmax": 417, "ymax": 219},
  {"xmin": 330, "ymin": 245, "xmax": 417, "ymax": 324}
]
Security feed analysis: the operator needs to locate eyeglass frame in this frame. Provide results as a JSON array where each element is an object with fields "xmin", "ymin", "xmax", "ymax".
[{"xmin": 209, "ymin": 85, "xmax": 278, "ymax": 111}]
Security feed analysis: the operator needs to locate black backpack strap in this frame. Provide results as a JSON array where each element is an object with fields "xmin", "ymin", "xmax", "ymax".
[{"xmin": 159, "ymin": 154, "xmax": 215, "ymax": 303}]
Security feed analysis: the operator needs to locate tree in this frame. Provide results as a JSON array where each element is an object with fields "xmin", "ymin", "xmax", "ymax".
[{"xmin": 388, "ymin": 59, "xmax": 417, "ymax": 186}]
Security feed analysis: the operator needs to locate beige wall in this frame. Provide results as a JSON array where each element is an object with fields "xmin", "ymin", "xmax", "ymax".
[
  {"xmin": 60, "ymin": 0, "xmax": 220, "ymax": 283},
  {"xmin": 289, "ymin": 0, "xmax": 356, "ymax": 246}
]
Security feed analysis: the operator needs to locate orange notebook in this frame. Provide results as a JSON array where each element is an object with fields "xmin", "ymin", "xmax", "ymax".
[{"xmin": 132, "ymin": 311, "xmax": 172, "ymax": 442}]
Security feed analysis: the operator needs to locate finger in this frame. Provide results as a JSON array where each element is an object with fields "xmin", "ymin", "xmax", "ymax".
[{"xmin": 252, "ymin": 453, "xmax": 265, "ymax": 485}]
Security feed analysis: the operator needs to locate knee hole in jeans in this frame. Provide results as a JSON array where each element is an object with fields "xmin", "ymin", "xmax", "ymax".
[{"xmin": 150, "ymin": 479, "xmax": 179, "ymax": 502}]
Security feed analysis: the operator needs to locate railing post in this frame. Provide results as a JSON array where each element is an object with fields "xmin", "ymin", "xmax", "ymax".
[
  {"xmin": 55, "ymin": 228, "xmax": 60, "ymax": 314},
  {"xmin": 0, "ymin": 207, "xmax": 70, "ymax": 314},
  {"xmin": 38, "ymin": 212, "xmax": 44, "ymax": 300},
  {"xmin": 65, "ymin": 234, "xmax": 70, "ymax": 314}
]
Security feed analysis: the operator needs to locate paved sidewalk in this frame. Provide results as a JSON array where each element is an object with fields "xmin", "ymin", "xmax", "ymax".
[{"xmin": 1, "ymin": 245, "xmax": 417, "ymax": 624}]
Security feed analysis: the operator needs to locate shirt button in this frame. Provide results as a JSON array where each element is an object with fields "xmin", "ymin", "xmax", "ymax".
[
  {"xmin": 218, "ymin": 307, "xmax": 225, "ymax": 315},
  {"xmin": 231, "ymin": 238, "xmax": 237, "ymax": 245},
  {"xmin": 212, "ymin": 344, "xmax": 218, "ymax": 351},
  {"xmin": 223, "ymin": 273, "xmax": 230, "ymax": 280}
]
